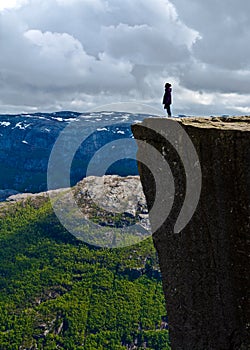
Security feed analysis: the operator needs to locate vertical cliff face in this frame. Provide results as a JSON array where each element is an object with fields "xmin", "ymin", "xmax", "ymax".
[{"xmin": 132, "ymin": 117, "xmax": 250, "ymax": 350}]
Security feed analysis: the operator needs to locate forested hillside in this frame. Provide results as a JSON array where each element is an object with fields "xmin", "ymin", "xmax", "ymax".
[{"xmin": 0, "ymin": 196, "xmax": 170, "ymax": 349}]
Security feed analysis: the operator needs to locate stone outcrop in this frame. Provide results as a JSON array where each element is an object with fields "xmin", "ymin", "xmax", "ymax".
[
  {"xmin": 74, "ymin": 175, "xmax": 149, "ymax": 229},
  {"xmin": 132, "ymin": 116, "xmax": 250, "ymax": 350},
  {"xmin": 0, "ymin": 175, "xmax": 150, "ymax": 242}
]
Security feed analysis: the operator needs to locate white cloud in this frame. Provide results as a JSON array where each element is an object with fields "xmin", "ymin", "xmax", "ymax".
[
  {"xmin": 0, "ymin": 0, "xmax": 28, "ymax": 11},
  {"xmin": 0, "ymin": 0, "xmax": 249, "ymax": 115}
]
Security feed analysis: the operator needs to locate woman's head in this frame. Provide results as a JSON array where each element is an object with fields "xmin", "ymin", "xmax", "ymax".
[{"xmin": 165, "ymin": 82, "xmax": 171, "ymax": 88}]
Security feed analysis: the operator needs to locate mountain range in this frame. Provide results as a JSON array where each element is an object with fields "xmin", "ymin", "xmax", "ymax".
[{"xmin": 0, "ymin": 110, "xmax": 158, "ymax": 195}]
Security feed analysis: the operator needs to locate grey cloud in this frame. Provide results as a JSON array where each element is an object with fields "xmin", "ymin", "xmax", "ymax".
[
  {"xmin": 0, "ymin": 0, "xmax": 249, "ymax": 115},
  {"xmin": 0, "ymin": 0, "xmax": 198, "ymax": 112},
  {"xmin": 101, "ymin": 24, "xmax": 191, "ymax": 65},
  {"xmin": 171, "ymin": 0, "xmax": 250, "ymax": 70},
  {"xmin": 179, "ymin": 61, "xmax": 250, "ymax": 94}
]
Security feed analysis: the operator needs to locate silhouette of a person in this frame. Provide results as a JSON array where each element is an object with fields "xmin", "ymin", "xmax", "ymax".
[{"xmin": 162, "ymin": 83, "xmax": 172, "ymax": 117}]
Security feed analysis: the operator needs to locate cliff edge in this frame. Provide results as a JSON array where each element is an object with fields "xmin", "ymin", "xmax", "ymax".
[{"xmin": 132, "ymin": 116, "xmax": 250, "ymax": 350}]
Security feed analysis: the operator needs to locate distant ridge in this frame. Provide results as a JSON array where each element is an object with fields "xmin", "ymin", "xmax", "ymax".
[{"xmin": 0, "ymin": 111, "xmax": 156, "ymax": 193}]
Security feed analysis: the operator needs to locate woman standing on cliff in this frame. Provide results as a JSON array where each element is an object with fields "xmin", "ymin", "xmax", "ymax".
[{"xmin": 162, "ymin": 83, "xmax": 172, "ymax": 117}]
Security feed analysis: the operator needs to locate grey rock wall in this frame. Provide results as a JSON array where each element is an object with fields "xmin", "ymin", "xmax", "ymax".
[{"xmin": 132, "ymin": 116, "xmax": 250, "ymax": 350}]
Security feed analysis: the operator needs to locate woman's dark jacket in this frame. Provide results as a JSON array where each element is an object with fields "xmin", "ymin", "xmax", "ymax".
[{"xmin": 162, "ymin": 87, "xmax": 172, "ymax": 106}]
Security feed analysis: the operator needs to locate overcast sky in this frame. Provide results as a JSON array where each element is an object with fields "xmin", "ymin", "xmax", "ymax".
[{"xmin": 0, "ymin": 0, "xmax": 249, "ymax": 115}]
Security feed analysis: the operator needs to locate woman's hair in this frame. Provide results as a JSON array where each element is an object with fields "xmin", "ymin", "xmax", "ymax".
[{"xmin": 165, "ymin": 83, "xmax": 171, "ymax": 88}]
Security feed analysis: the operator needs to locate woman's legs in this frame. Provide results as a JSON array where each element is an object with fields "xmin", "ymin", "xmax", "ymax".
[{"xmin": 166, "ymin": 104, "xmax": 171, "ymax": 117}]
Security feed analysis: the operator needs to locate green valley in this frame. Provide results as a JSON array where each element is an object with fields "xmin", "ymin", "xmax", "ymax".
[{"xmin": 0, "ymin": 193, "xmax": 170, "ymax": 349}]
